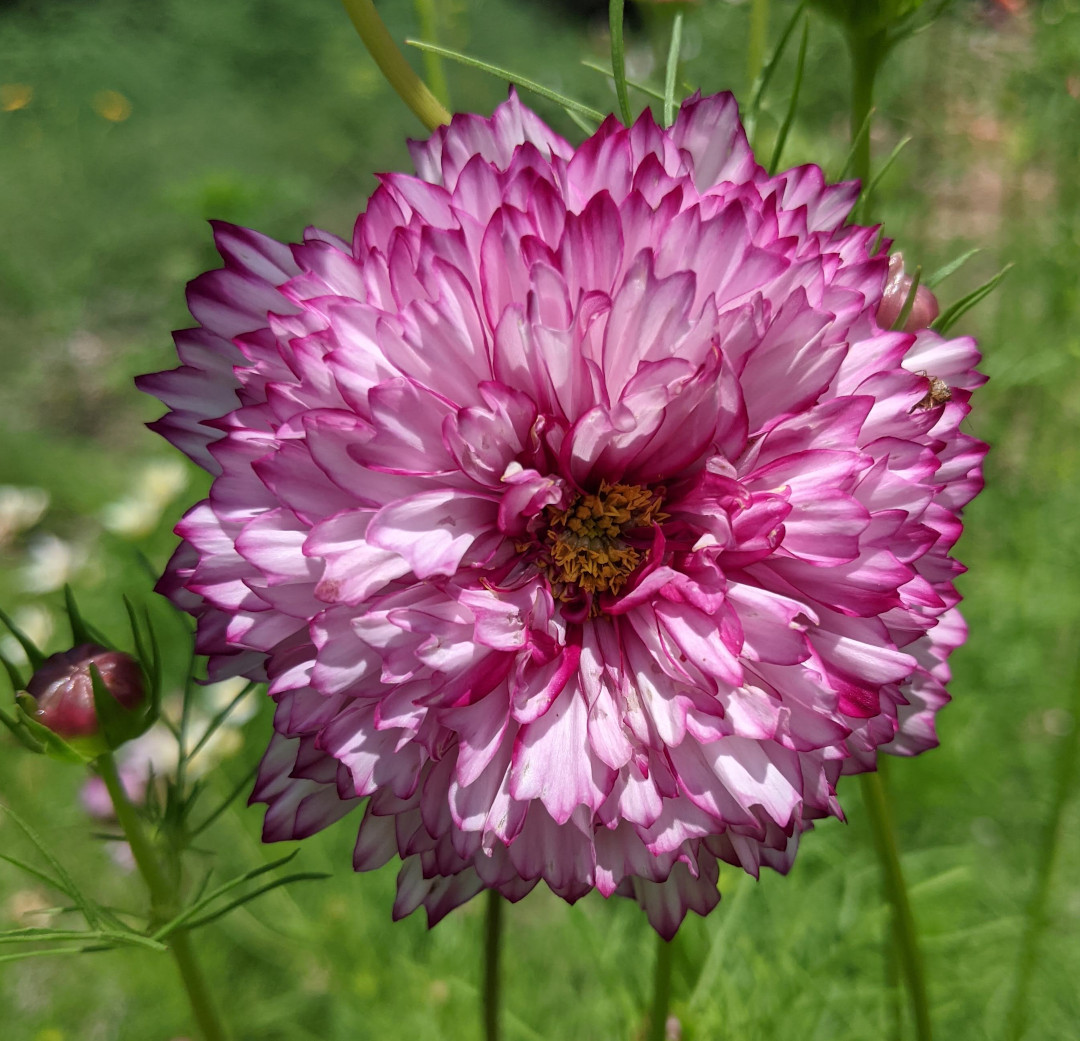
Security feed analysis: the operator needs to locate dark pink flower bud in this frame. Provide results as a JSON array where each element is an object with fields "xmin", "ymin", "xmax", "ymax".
[
  {"xmin": 877, "ymin": 252, "xmax": 940, "ymax": 332},
  {"xmin": 25, "ymin": 644, "xmax": 145, "ymax": 738}
]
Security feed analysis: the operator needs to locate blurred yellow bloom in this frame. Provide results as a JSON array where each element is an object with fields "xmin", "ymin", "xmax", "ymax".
[
  {"xmin": 92, "ymin": 89, "xmax": 132, "ymax": 122},
  {"xmin": 1, "ymin": 83, "xmax": 33, "ymax": 111}
]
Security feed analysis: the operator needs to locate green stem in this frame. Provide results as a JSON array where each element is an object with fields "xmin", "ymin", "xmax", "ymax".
[
  {"xmin": 663, "ymin": 10, "xmax": 684, "ymax": 128},
  {"xmin": 340, "ymin": 0, "xmax": 451, "ymax": 130},
  {"xmin": 97, "ymin": 753, "xmax": 171, "ymax": 909},
  {"xmin": 847, "ymin": 30, "xmax": 885, "ymax": 190},
  {"xmin": 748, "ymin": 0, "xmax": 770, "ymax": 93},
  {"xmin": 646, "ymin": 932, "xmax": 674, "ymax": 1041},
  {"xmin": 167, "ymin": 930, "xmax": 228, "ymax": 1041},
  {"xmin": 885, "ymin": 922, "xmax": 903, "ymax": 1041},
  {"xmin": 1004, "ymin": 670, "xmax": 1080, "ymax": 1041},
  {"xmin": 861, "ymin": 768, "xmax": 932, "ymax": 1041},
  {"xmin": 483, "ymin": 889, "xmax": 503, "ymax": 1041},
  {"xmin": 609, "ymin": 0, "xmax": 633, "ymax": 126},
  {"xmin": 98, "ymin": 753, "xmax": 227, "ymax": 1041},
  {"xmin": 413, "ymin": 0, "xmax": 450, "ymax": 109}
]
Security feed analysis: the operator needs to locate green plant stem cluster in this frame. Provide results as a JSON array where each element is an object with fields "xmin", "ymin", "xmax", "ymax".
[{"xmin": 98, "ymin": 751, "xmax": 229, "ymax": 1041}]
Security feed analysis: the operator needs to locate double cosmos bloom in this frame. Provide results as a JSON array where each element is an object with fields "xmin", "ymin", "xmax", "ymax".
[{"xmin": 140, "ymin": 93, "xmax": 986, "ymax": 937}]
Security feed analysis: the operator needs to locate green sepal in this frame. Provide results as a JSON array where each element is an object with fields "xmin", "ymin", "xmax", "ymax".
[
  {"xmin": 891, "ymin": 265, "xmax": 923, "ymax": 331},
  {"xmin": 150, "ymin": 851, "xmax": 304, "ymax": 940},
  {"xmin": 406, "ymin": 39, "xmax": 605, "ymax": 125},
  {"xmin": 745, "ymin": 0, "xmax": 808, "ymax": 142},
  {"xmin": 608, "ymin": 0, "xmax": 633, "ymax": 126},
  {"xmin": 0, "ymin": 851, "xmax": 76, "ymax": 897},
  {"xmin": 63, "ymin": 585, "xmax": 112, "ymax": 648},
  {"xmin": 931, "ymin": 263, "xmax": 1013, "ymax": 335},
  {"xmin": 0, "ymin": 647, "xmax": 26, "ymax": 694},
  {"xmin": 839, "ymin": 106, "xmax": 876, "ymax": 181},
  {"xmin": 580, "ymin": 59, "xmax": 665, "ymax": 103},
  {"xmin": 662, "ymin": 8, "xmax": 683, "ymax": 128},
  {"xmin": 768, "ymin": 18, "xmax": 809, "ymax": 175},
  {"xmin": 89, "ymin": 663, "xmax": 152, "ymax": 750},
  {"xmin": 0, "ymin": 927, "xmax": 167, "ymax": 953},
  {"xmin": 856, "ymin": 134, "xmax": 912, "ymax": 223},
  {"xmin": 190, "ymin": 760, "xmax": 260, "ymax": 837},
  {"xmin": 0, "ymin": 605, "xmax": 44, "ymax": 672},
  {"xmin": 122, "ymin": 596, "xmax": 163, "ymax": 726},
  {"xmin": 11, "ymin": 693, "xmax": 99, "ymax": 763},
  {"xmin": 0, "ymin": 804, "xmax": 104, "ymax": 929},
  {"xmin": 926, "ymin": 248, "xmax": 981, "ymax": 290},
  {"xmin": 180, "ymin": 871, "xmax": 331, "ymax": 933},
  {"xmin": 0, "ymin": 701, "xmax": 46, "ymax": 754},
  {"xmin": 1, "ymin": 645, "xmax": 35, "ymax": 752},
  {"xmin": 808, "ymin": 0, "xmax": 940, "ymax": 40}
]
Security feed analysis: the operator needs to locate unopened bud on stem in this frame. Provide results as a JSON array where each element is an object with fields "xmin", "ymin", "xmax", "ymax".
[
  {"xmin": 25, "ymin": 644, "xmax": 145, "ymax": 738},
  {"xmin": 878, "ymin": 253, "xmax": 940, "ymax": 332}
]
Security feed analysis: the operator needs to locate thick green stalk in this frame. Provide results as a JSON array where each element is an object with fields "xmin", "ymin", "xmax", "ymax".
[
  {"xmin": 849, "ymin": 25, "xmax": 930, "ymax": 1037},
  {"xmin": 413, "ymin": 0, "xmax": 450, "ymax": 109},
  {"xmin": 646, "ymin": 933, "xmax": 674, "ymax": 1041},
  {"xmin": 340, "ymin": 0, "xmax": 450, "ymax": 130},
  {"xmin": 483, "ymin": 889, "xmax": 503, "ymax": 1041},
  {"xmin": 98, "ymin": 753, "xmax": 227, "ymax": 1041},
  {"xmin": 609, "ymin": 0, "xmax": 633, "ymax": 125},
  {"xmin": 165, "ymin": 931, "xmax": 228, "ymax": 1041},
  {"xmin": 748, "ymin": 0, "xmax": 770, "ymax": 92},
  {"xmin": 1004, "ymin": 670, "xmax": 1080, "ymax": 1041},
  {"xmin": 663, "ymin": 10, "xmax": 684, "ymax": 128},
  {"xmin": 885, "ymin": 927, "xmax": 903, "ymax": 1041},
  {"xmin": 860, "ymin": 768, "xmax": 932, "ymax": 1041},
  {"xmin": 847, "ymin": 30, "xmax": 885, "ymax": 193}
]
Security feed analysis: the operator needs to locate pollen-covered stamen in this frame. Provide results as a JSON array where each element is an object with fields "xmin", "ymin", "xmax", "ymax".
[{"xmin": 538, "ymin": 480, "xmax": 667, "ymax": 599}]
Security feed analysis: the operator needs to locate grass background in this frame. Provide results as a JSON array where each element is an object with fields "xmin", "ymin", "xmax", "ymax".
[{"xmin": 1, "ymin": 0, "xmax": 1078, "ymax": 1038}]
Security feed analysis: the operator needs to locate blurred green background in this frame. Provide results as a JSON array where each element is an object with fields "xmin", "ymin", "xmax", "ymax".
[{"xmin": 1, "ymin": 0, "xmax": 1078, "ymax": 1038}]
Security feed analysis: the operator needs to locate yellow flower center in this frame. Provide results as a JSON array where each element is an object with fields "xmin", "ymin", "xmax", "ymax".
[{"xmin": 540, "ymin": 481, "xmax": 667, "ymax": 601}]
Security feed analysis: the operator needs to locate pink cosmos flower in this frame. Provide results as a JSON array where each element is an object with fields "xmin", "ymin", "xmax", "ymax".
[{"xmin": 139, "ymin": 93, "xmax": 986, "ymax": 938}]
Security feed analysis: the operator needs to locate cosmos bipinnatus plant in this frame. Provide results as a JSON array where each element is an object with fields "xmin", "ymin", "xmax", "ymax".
[{"xmin": 2, "ymin": 1, "xmax": 1009, "ymax": 1039}]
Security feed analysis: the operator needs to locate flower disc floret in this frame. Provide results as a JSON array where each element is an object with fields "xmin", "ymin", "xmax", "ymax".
[
  {"xmin": 140, "ymin": 92, "xmax": 986, "ymax": 938},
  {"xmin": 535, "ymin": 480, "xmax": 667, "ymax": 605}
]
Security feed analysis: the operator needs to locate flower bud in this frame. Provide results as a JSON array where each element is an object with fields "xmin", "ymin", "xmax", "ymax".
[
  {"xmin": 877, "ymin": 252, "xmax": 940, "ymax": 332},
  {"xmin": 25, "ymin": 644, "xmax": 145, "ymax": 738}
]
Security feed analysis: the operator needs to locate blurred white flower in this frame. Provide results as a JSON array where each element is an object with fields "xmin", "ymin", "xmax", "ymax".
[
  {"xmin": 101, "ymin": 459, "xmax": 188, "ymax": 537},
  {"xmin": 66, "ymin": 330, "xmax": 107, "ymax": 367},
  {"xmin": 203, "ymin": 675, "xmax": 257, "ymax": 725},
  {"xmin": 0, "ymin": 485, "xmax": 49, "ymax": 546},
  {"xmin": 4, "ymin": 887, "xmax": 54, "ymax": 926},
  {"xmin": 119, "ymin": 680, "xmax": 253, "ymax": 783},
  {"xmin": 122, "ymin": 721, "xmax": 183, "ymax": 777},
  {"xmin": 101, "ymin": 499, "xmax": 161, "ymax": 539},
  {"xmin": 19, "ymin": 534, "xmax": 85, "ymax": 594},
  {"xmin": 0, "ymin": 603, "xmax": 54, "ymax": 667}
]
